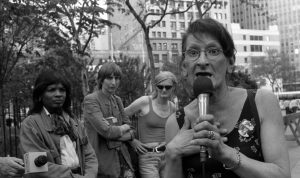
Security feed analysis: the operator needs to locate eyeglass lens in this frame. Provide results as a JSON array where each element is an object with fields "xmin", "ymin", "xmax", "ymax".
[{"xmin": 157, "ymin": 85, "xmax": 172, "ymax": 90}]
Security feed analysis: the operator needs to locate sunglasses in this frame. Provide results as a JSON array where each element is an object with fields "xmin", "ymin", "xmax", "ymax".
[{"xmin": 156, "ymin": 85, "xmax": 173, "ymax": 90}]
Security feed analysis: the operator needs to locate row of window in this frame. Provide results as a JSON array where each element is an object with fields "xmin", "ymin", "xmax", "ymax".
[
  {"xmin": 250, "ymin": 35, "xmax": 263, "ymax": 41},
  {"xmin": 152, "ymin": 42, "xmax": 178, "ymax": 51},
  {"xmin": 250, "ymin": 45, "xmax": 262, "ymax": 52},
  {"xmin": 151, "ymin": 31, "xmax": 185, "ymax": 39},
  {"xmin": 153, "ymin": 53, "xmax": 179, "ymax": 63}
]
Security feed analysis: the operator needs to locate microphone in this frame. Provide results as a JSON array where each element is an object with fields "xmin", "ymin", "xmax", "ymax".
[
  {"xmin": 24, "ymin": 152, "xmax": 48, "ymax": 174},
  {"xmin": 193, "ymin": 76, "xmax": 213, "ymax": 163},
  {"xmin": 34, "ymin": 155, "xmax": 48, "ymax": 167}
]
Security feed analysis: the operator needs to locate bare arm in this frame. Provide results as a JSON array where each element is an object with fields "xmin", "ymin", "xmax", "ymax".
[
  {"xmin": 124, "ymin": 96, "xmax": 148, "ymax": 117},
  {"xmin": 165, "ymin": 111, "xmax": 198, "ymax": 178}
]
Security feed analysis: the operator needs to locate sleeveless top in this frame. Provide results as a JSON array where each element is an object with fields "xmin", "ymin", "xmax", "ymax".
[
  {"xmin": 138, "ymin": 96, "xmax": 174, "ymax": 143},
  {"xmin": 176, "ymin": 90, "xmax": 264, "ymax": 178}
]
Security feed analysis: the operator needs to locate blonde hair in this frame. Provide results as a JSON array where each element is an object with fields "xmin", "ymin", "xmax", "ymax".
[{"xmin": 152, "ymin": 71, "xmax": 178, "ymax": 98}]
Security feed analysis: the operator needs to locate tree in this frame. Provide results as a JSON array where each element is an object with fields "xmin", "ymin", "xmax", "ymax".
[
  {"xmin": 36, "ymin": 0, "xmax": 120, "ymax": 96},
  {"xmin": 116, "ymin": 55, "xmax": 148, "ymax": 106},
  {"xmin": 251, "ymin": 49, "xmax": 294, "ymax": 92},
  {"xmin": 122, "ymin": 0, "xmax": 195, "ymax": 85}
]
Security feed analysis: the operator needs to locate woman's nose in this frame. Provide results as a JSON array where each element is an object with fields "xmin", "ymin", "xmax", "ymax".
[{"xmin": 196, "ymin": 52, "xmax": 209, "ymax": 66}]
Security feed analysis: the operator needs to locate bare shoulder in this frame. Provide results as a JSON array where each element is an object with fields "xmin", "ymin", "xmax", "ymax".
[
  {"xmin": 125, "ymin": 95, "xmax": 150, "ymax": 115},
  {"xmin": 255, "ymin": 89, "xmax": 282, "ymax": 122},
  {"xmin": 255, "ymin": 89, "xmax": 279, "ymax": 107},
  {"xmin": 134, "ymin": 95, "xmax": 151, "ymax": 107}
]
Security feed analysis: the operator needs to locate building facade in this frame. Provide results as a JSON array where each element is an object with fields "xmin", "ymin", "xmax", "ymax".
[
  {"xmin": 108, "ymin": 0, "xmax": 231, "ymax": 68},
  {"xmin": 231, "ymin": 23, "xmax": 280, "ymax": 72}
]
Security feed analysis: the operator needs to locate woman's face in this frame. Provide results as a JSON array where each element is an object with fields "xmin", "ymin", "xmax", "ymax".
[
  {"xmin": 42, "ymin": 83, "xmax": 66, "ymax": 112},
  {"xmin": 101, "ymin": 74, "xmax": 120, "ymax": 95},
  {"xmin": 156, "ymin": 79, "xmax": 174, "ymax": 99},
  {"xmin": 182, "ymin": 33, "xmax": 231, "ymax": 90}
]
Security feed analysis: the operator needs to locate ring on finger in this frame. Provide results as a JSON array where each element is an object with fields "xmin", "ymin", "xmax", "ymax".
[{"xmin": 208, "ymin": 131, "xmax": 216, "ymax": 140}]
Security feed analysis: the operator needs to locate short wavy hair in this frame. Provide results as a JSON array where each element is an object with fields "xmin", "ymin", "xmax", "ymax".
[
  {"xmin": 28, "ymin": 69, "xmax": 72, "ymax": 116},
  {"xmin": 97, "ymin": 62, "xmax": 123, "ymax": 89},
  {"xmin": 181, "ymin": 18, "xmax": 236, "ymax": 65}
]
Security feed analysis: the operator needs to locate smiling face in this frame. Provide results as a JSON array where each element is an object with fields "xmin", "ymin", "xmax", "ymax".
[
  {"xmin": 182, "ymin": 33, "xmax": 232, "ymax": 91},
  {"xmin": 42, "ymin": 83, "xmax": 66, "ymax": 113}
]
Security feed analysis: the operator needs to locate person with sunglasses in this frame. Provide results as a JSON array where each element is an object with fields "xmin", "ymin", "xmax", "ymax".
[
  {"xmin": 164, "ymin": 18, "xmax": 290, "ymax": 178},
  {"xmin": 83, "ymin": 62, "xmax": 135, "ymax": 178},
  {"xmin": 124, "ymin": 71, "xmax": 178, "ymax": 178}
]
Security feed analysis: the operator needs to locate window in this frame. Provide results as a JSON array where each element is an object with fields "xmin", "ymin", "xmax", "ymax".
[
  {"xmin": 243, "ymin": 35, "xmax": 246, "ymax": 40},
  {"xmin": 158, "ymin": 32, "xmax": 161, "ymax": 38},
  {"xmin": 152, "ymin": 31, "xmax": 156, "ymax": 37},
  {"xmin": 152, "ymin": 43, "xmax": 157, "ymax": 50},
  {"xmin": 163, "ymin": 43, "xmax": 167, "ymax": 50},
  {"xmin": 171, "ymin": 43, "xmax": 178, "ymax": 50},
  {"xmin": 171, "ymin": 14, "xmax": 176, "ymax": 19},
  {"xmin": 172, "ymin": 32, "xmax": 177, "ymax": 38},
  {"xmin": 250, "ymin": 45, "xmax": 262, "ymax": 52},
  {"xmin": 162, "ymin": 21, "xmax": 166, "ymax": 27},
  {"xmin": 179, "ymin": 13, "xmax": 184, "ymax": 19},
  {"xmin": 244, "ymin": 46, "xmax": 247, "ymax": 51},
  {"xmin": 250, "ymin": 35, "xmax": 263, "ymax": 41},
  {"xmin": 163, "ymin": 32, "xmax": 166, "ymax": 38},
  {"xmin": 171, "ymin": 22, "xmax": 176, "ymax": 30},
  {"xmin": 162, "ymin": 54, "xmax": 168, "ymax": 62},
  {"xmin": 158, "ymin": 43, "xmax": 162, "ymax": 50},
  {"xmin": 180, "ymin": 22, "xmax": 185, "ymax": 30},
  {"xmin": 244, "ymin": 58, "xmax": 248, "ymax": 63},
  {"xmin": 153, "ymin": 54, "xmax": 159, "ymax": 63},
  {"xmin": 178, "ymin": 1, "xmax": 184, "ymax": 8},
  {"xmin": 188, "ymin": 12, "xmax": 193, "ymax": 19}
]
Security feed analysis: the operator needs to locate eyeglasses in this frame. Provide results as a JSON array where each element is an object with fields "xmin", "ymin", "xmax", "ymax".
[
  {"xmin": 183, "ymin": 47, "xmax": 223, "ymax": 61},
  {"xmin": 156, "ymin": 85, "xmax": 173, "ymax": 90}
]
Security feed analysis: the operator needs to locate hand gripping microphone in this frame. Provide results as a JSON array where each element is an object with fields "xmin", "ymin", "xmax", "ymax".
[{"xmin": 193, "ymin": 76, "xmax": 213, "ymax": 163}]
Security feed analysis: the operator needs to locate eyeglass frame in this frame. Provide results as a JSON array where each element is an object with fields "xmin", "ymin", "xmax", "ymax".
[{"xmin": 183, "ymin": 47, "xmax": 224, "ymax": 61}]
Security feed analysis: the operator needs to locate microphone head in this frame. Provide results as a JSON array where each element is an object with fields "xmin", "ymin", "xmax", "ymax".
[
  {"xmin": 193, "ymin": 76, "xmax": 214, "ymax": 96},
  {"xmin": 34, "ymin": 155, "xmax": 48, "ymax": 167}
]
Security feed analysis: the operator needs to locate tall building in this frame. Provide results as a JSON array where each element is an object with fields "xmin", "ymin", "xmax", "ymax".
[
  {"xmin": 109, "ymin": 0, "xmax": 231, "ymax": 68},
  {"xmin": 232, "ymin": 0, "xmax": 300, "ymax": 89},
  {"xmin": 231, "ymin": 23, "xmax": 280, "ymax": 72},
  {"xmin": 267, "ymin": 0, "xmax": 300, "ymax": 71},
  {"xmin": 231, "ymin": 0, "xmax": 270, "ymax": 30}
]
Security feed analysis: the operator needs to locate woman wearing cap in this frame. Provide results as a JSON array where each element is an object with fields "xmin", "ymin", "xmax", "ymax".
[
  {"xmin": 20, "ymin": 69, "xmax": 98, "ymax": 178},
  {"xmin": 125, "ymin": 71, "xmax": 178, "ymax": 178}
]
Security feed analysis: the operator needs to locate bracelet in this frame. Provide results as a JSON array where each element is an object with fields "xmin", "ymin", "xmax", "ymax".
[{"xmin": 223, "ymin": 148, "xmax": 241, "ymax": 170}]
